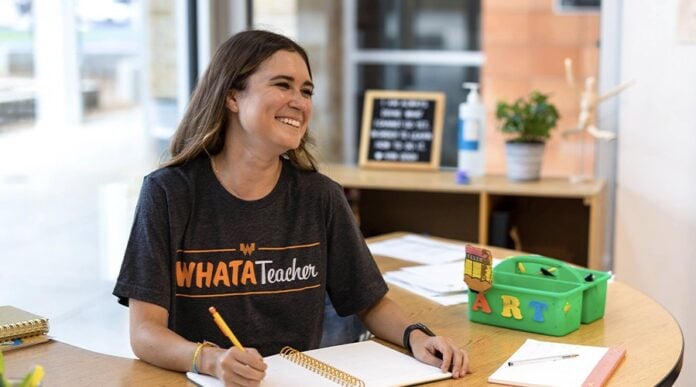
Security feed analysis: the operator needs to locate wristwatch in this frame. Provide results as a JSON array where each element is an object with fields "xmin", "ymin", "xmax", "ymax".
[{"xmin": 403, "ymin": 322, "xmax": 436, "ymax": 353}]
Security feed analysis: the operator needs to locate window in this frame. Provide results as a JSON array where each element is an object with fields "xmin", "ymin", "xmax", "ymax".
[
  {"xmin": 345, "ymin": 0, "xmax": 482, "ymax": 166},
  {"xmin": 356, "ymin": 0, "xmax": 480, "ymax": 51}
]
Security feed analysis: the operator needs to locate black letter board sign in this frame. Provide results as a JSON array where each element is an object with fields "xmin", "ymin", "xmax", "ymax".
[{"xmin": 359, "ymin": 90, "xmax": 444, "ymax": 170}]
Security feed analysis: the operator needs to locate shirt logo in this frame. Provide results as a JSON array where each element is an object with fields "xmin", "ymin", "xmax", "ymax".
[
  {"xmin": 175, "ymin": 241, "xmax": 322, "ymax": 298},
  {"xmin": 240, "ymin": 243, "xmax": 256, "ymax": 256}
]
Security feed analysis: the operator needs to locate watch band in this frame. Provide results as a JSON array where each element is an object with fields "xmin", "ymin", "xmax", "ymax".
[{"xmin": 403, "ymin": 322, "xmax": 436, "ymax": 353}]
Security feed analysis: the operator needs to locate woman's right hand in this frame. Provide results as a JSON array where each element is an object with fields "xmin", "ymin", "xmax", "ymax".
[{"xmin": 213, "ymin": 346, "xmax": 267, "ymax": 387}]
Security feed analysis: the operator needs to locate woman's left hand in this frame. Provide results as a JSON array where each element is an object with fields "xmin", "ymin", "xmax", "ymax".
[{"xmin": 409, "ymin": 332, "xmax": 469, "ymax": 379}]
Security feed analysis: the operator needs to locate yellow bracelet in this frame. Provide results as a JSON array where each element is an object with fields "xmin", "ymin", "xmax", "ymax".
[{"xmin": 192, "ymin": 341, "xmax": 218, "ymax": 374}]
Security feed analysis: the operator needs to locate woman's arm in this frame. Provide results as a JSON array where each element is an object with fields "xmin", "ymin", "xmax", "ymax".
[
  {"xmin": 357, "ymin": 296, "xmax": 469, "ymax": 379},
  {"xmin": 129, "ymin": 299, "xmax": 267, "ymax": 385}
]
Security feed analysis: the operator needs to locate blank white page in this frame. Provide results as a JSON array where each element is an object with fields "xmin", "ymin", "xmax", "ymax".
[
  {"xmin": 301, "ymin": 341, "xmax": 450, "ymax": 386},
  {"xmin": 488, "ymin": 339, "xmax": 609, "ymax": 387},
  {"xmin": 187, "ymin": 341, "xmax": 450, "ymax": 387}
]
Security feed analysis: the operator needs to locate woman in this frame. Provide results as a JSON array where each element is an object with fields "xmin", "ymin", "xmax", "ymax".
[{"xmin": 113, "ymin": 29, "xmax": 468, "ymax": 386}]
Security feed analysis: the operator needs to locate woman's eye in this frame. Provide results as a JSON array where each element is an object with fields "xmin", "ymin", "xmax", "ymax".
[
  {"xmin": 276, "ymin": 82, "xmax": 290, "ymax": 89},
  {"xmin": 302, "ymin": 89, "xmax": 314, "ymax": 98}
]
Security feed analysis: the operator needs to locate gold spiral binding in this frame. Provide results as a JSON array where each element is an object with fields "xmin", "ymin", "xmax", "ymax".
[
  {"xmin": 279, "ymin": 346, "xmax": 365, "ymax": 387},
  {"xmin": 0, "ymin": 317, "xmax": 49, "ymax": 341}
]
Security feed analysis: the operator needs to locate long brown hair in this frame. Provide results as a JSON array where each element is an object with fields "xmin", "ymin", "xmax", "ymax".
[{"xmin": 162, "ymin": 30, "xmax": 318, "ymax": 171}]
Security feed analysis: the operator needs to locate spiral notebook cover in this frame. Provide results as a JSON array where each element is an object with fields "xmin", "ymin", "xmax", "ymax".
[
  {"xmin": 0, "ymin": 305, "xmax": 49, "ymax": 341},
  {"xmin": 187, "ymin": 340, "xmax": 451, "ymax": 387}
]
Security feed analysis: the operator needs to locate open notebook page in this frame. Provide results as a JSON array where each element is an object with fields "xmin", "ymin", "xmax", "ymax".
[{"xmin": 187, "ymin": 340, "xmax": 451, "ymax": 387}]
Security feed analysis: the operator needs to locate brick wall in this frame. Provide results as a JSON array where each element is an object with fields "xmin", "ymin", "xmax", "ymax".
[{"xmin": 481, "ymin": 0, "xmax": 600, "ymax": 178}]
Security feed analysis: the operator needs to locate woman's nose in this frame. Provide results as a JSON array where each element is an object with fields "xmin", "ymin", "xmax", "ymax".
[{"xmin": 289, "ymin": 90, "xmax": 311, "ymax": 111}]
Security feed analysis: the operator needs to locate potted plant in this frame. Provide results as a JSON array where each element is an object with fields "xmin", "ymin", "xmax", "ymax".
[{"xmin": 495, "ymin": 90, "xmax": 560, "ymax": 181}]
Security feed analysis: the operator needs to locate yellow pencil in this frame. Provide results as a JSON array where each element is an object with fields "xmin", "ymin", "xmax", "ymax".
[{"xmin": 208, "ymin": 306, "xmax": 246, "ymax": 352}]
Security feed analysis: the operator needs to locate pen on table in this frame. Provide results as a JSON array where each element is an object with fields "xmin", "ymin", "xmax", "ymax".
[
  {"xmin": 208, "ymin": 306, "xmax": 246, "ymax": 352},
  {"xmin": 507, "ymin": 353, "xmax": 579, "ymax": 366}
]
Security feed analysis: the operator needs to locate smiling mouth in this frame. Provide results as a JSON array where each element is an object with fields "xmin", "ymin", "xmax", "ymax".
[{"xmin": 277, "ymin": 117, "xmax": 301, "ymax": 128}]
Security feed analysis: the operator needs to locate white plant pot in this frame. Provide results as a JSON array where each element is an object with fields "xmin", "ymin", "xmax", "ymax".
[{"xmin": 505, "ymin": 142, "xmax": 545, "ymax": 181}]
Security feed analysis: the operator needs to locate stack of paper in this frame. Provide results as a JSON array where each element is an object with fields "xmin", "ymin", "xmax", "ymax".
[
  {"xmin": 368, "ymin": 235, "xmax": 467, "ymax": 264},
  {"xmin": 383, "ymin": 262, "xmax": 469, "ymax": 306},
  {"xmin": 369, "ymin": 235, "xmax": 468, "ymax": 305},
  {"xmin": 369, "ymin": 235, "xmax": 503, "ymax": 306}
]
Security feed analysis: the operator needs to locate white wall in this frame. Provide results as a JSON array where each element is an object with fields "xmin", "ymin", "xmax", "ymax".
[{"xmin": 614, "ymin": 0, "xmax": 696, "ymax": 384}]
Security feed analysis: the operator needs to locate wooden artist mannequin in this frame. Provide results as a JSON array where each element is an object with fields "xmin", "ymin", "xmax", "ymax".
[
  {"xmin": 562, "ymin": 58, "xmax": 635, "ymax": 140},
  {"xmin": 562, "ymin": 58, "xmax": 634, "ymax": 183}
]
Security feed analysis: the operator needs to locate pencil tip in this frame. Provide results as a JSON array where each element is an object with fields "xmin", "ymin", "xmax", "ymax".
[{"xmin": 209, "ymin": 306, "xmax": 217, "ymax": 314}]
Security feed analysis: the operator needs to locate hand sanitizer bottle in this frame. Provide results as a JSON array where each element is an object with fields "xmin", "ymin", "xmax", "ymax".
[{"xmin": 456, "ymin": 82, "xmax": 486, "ymax": 184}]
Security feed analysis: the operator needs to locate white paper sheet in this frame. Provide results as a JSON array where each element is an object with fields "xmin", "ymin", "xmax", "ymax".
[
  {"xmin": 368, "ymin": 235, "xmax": 467, "ymax": 264},
  {"xmin": 488, "ymin": 339, "xmax": 611, "ymax": 387},
  {"xmin": 384, "ymin": 274, "xmax": 469, "ymax": 306},
  {"xmin": 382, "ymin": 258, "xmax": 502, "ymax": 306},
  {"xmin": 397, "ymin": 261, "xmax": 469, "ymax": 293}
]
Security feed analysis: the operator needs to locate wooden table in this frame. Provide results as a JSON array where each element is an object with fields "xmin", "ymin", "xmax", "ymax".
[
  {"xmin": 3, "ymin": 340, "xmax": 183, "ymax": 385},
  {"xmin": 4, "ymin": 234, "xmax": 682, "ymax": 386},
  {"xmin": 370, "ymin": 233, "xmax": 683, "ymax": 386}
]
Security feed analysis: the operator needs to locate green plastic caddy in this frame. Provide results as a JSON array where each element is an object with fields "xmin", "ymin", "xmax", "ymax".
[{"xmin": 467, "ymin": 255, "xmax": 610, "ymax": 336}]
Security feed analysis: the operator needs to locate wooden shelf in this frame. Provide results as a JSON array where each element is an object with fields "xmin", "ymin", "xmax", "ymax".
[{"xmin": 322, "ymin": 164, "xmax": 606, "ymax": 269}]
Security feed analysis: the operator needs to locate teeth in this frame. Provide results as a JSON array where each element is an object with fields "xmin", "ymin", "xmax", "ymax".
[{"xmin": 278, "ymin": 117, "xmax": 301, "ymax": 127}]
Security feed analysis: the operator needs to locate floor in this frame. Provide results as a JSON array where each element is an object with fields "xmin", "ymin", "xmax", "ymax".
[{"xmin": 0, "ymin": 107, "xmax": 158, "ymax": 358}]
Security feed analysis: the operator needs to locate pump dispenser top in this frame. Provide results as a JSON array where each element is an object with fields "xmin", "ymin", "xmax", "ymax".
[{"xmin": 463, "ymin": 82, "xmax": 480, "ymax": 104}]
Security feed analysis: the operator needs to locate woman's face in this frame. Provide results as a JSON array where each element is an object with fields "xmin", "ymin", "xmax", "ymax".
[{"xmin": 227, "ymin": 50, "xmax": 314, "ymax": 157}]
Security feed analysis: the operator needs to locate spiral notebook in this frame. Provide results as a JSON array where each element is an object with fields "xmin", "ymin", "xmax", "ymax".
[
  {"xmin": 0, "ymin": 305, "xmax": 50, "ymax": 351},
  {"xmin": 0, "ymin": 306, "xmax": 49, "ymax": 341},
  {"xmin": 187, "ymin": 340, "xmax": 451, "ymax": 387}
]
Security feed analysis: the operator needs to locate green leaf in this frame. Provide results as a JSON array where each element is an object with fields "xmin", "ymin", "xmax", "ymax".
[
  {"xmin": 0, "ymin": 350, "xmax": 8, "ymax": 387},
  {"xmin": 19, "ymin": 365, "xmax": 44, "ymax": 387},
  {"xmin": 495, "ymin": 90, "xmax": 560, "ymax": 142}
]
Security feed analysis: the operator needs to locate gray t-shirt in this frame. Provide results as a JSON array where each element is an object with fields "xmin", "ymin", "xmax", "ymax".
[{"xmin": 113, "ymin": 156, "xmax": 388, "ymax": 356}]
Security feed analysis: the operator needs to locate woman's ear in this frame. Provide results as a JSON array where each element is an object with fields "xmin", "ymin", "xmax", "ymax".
[{"xmin": 225, "ymin": 91, "xmax": 239, "ymax": 112}]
